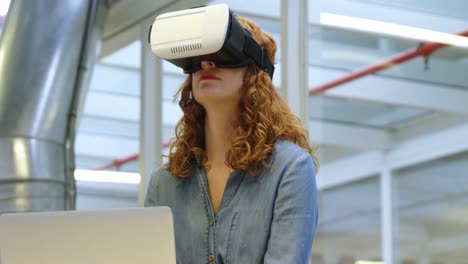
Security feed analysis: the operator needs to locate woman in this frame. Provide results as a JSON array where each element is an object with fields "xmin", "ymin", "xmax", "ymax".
[{"xmin": 145, "ymin": 15, "xmax": 319, "ymax": 264}]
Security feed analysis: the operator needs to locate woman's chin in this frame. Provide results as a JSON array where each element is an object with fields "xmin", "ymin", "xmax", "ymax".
[
  {"xmin": 196, "ymin": 94, "xmax": 238, "ymax": 107},
  {"xmin": 196, "ymin": 89, "xmax": 228, "ymax": 100}
]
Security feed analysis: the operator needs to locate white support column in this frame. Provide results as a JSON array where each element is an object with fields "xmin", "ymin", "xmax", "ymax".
[
  {"xmin": 280, "ymin": 0, "xmax": 309, "ymax": 124},
  {"xmin": 138, "ymin": 21, "xmax": 163, "ymax": 206},
  {"xmin": 381, "ymin": 165, "xmax": 398, "ymax": 264}
]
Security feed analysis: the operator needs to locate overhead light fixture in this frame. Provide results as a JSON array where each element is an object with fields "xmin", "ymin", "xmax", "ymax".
[
  {"xmin": 0, "ymin": 0, "xmax": 11, "ymax": 17},
  {"xmin": 320, "ymin": 13, "xmax": 468, "ymax": 48},
  {"xmin": 74, "ymin": 169, "xmax": 141, "ymax": 184}
]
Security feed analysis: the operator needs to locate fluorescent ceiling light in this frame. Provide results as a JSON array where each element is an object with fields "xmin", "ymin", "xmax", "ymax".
[
  {"xmin": 0, "ymin": 0, "xmax": 11, "ymax": 17},
  {"xmin": 74, "ymin": 169, "xmax": 141, "ymax": 184},
  {"xmin": 355, "ymin": 261, "xmax": 383, "ymax": 264},
  {"xmin": 320, "ymin": 13, "xmax": 468, "ymax": 48}
]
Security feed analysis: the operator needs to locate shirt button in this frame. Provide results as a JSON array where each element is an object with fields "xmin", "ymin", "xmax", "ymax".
[
  {"xmin": 208, "ymin": 254, "xmax": 215, "ymax": 262},
  {"xmin": 209, "ymin": 219, "xmax": 214, "ymax": 226}
]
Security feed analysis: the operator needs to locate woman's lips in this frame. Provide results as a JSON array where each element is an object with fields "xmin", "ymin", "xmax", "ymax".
[{"xmin": 200, "ymin": 72, "xmax": 221, "ymax": 81}]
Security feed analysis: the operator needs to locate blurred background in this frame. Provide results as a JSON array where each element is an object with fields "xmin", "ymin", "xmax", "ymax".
[{"xmin": 1, "ymin": 0, "xmax": 468, "ymax": 263}]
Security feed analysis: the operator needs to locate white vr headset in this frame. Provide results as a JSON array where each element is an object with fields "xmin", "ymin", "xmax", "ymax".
[{"xmin": 148, "ymin": 4, "xmax": 275, "ymax": 78}]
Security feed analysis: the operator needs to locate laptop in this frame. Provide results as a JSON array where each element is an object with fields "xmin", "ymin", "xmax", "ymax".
[{"xmin": 0, "ymin": 207, "xmax": 176, "ymax": 264}]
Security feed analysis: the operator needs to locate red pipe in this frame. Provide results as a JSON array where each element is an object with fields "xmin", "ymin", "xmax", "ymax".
[
  {"xmin": 309, "ymin": 30, "xmax": 468, "ymax": 96},
  {"xmin": 93, "ymin": 139, "xmax": 172, "ymax": 170}
]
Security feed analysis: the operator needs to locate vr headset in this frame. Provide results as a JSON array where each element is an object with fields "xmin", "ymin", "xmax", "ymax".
[{"xmin": 148, "ymin": 4, "xmax": 275, "ymax": 78}]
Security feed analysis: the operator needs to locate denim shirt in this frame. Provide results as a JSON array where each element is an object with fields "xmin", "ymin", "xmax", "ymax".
[{"xmin": 144, "ymin": 140, "xmax": 318, "ymax": 264}]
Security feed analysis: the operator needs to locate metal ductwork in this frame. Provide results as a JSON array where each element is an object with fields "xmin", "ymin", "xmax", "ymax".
[{"xmin": 0, "ymin": 0, "xmax": 108, "ymax": 213}]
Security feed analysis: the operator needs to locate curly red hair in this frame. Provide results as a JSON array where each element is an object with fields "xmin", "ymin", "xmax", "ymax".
[{"xmin": 164, "ymin": 16, "xmax": 319, "ymax": 177}]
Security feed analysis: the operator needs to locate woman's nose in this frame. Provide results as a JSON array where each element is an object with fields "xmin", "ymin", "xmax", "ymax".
[{"xmin": 200, "ymin": 61, "xmax": 216, "ymax": 70}]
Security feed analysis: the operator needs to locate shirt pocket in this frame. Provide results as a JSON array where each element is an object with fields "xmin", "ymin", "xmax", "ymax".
[{"xmin": 225, "ymin": 208, "xmax": 272, "ymax": 264}]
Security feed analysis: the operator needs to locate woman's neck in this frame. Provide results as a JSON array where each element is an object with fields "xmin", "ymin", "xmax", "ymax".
[{"xmin": 204, "ymin": 107, "xmax": 238, "ymax": 169}]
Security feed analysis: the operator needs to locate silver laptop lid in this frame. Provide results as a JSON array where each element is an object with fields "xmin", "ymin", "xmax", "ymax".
[{"xmin": 0, "ymin": 207, "xmax": 176, "ymax": 264}]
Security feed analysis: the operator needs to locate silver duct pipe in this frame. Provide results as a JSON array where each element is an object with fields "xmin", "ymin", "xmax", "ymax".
[{"xmin": 0, "ymin": 0, "xmax": 108, "ymax": 213}]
